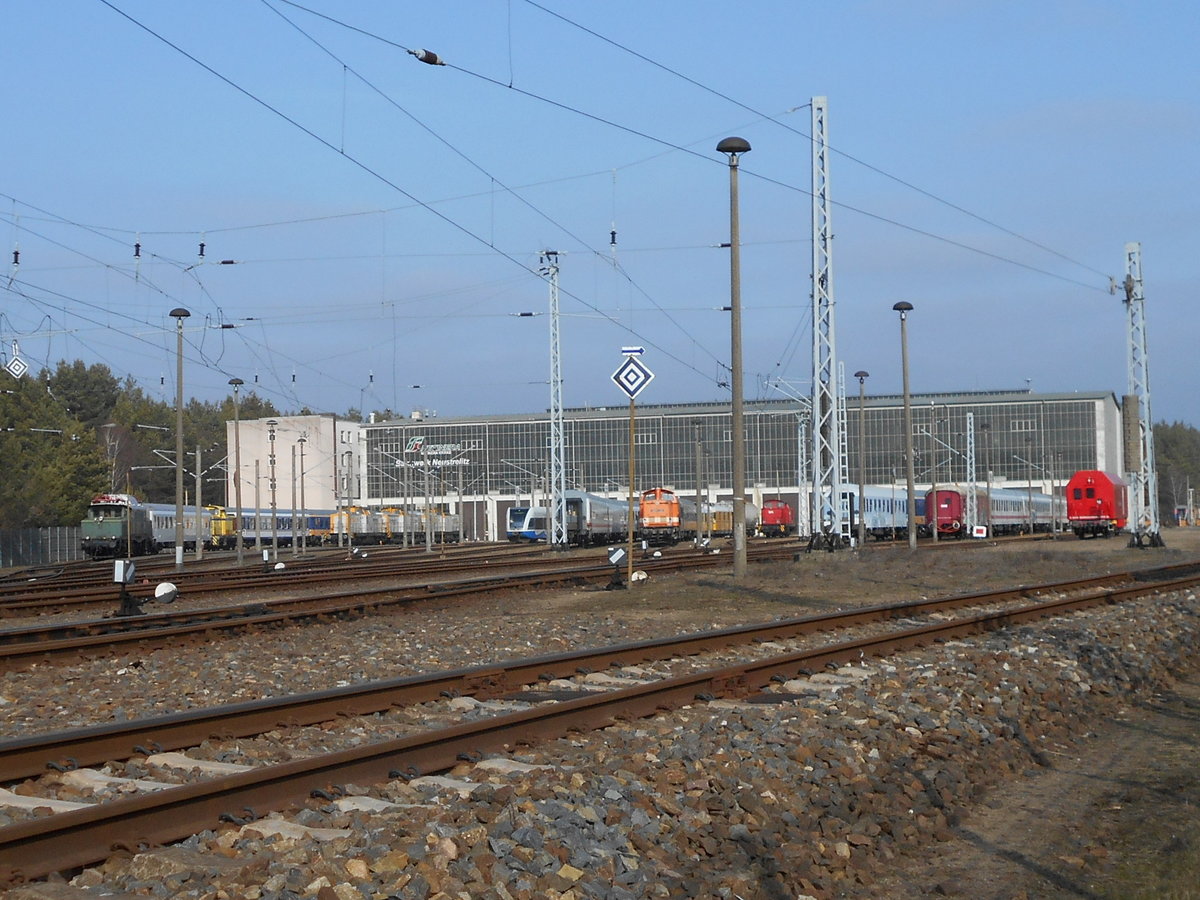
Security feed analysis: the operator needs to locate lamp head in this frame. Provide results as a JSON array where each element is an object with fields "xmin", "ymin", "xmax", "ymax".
[{"xmin": 716, "ymin": 136, "xmax": 751, "ymax": 157}]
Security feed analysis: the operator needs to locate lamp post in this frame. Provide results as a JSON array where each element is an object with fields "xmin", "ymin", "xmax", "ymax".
[
  {"xmin": 717, "ymin": 136, "xmax": 750, "ymax": 580},
  {"xmin": 298, "ymin": 434, "xmax": 307, "ymax": 553},
  {"xmin": 267, "ymin": 419, "xmax": 279, "ymax": 560},
  {"xmin": 169, "ymin": 307, "xmax": 190, "ymax": 571},
  {"xmin": 980, "ymin": 422, "xmax": 992, "ymax": 536},
  {"xmin": 929, "ymin": 402, "xmax": 939, "ymax": 544},
  {"xmin": 229, "ymin": 378, "xmax": 245, "ymax": 565},
  {"xmin": 854, "ymin": 370, "xmax": 869, "ymax": 548},
  {"xmin": 893, "ymin": 301, "xmax": 917, "ymax": 550},
  {"xmin": 1026, "ymin": 437, "xmax": 1035, "ymax": 533}
]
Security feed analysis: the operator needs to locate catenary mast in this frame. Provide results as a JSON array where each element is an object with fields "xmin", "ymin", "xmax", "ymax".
[
  {"xmin": 809, "ymin": 96, "xmax": 849, "ymax": 548},
  {"xmin": 543, "ymin": 251, "xmax": 569, "ymax": 549},
  {"xmin": 1122, "ymin": 242, "xmax": 1163, "ymax": 547}
]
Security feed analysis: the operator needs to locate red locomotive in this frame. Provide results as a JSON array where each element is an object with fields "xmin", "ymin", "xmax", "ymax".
[
  {"xmin": 1065, "ymin": 470, "xmax": 1128, "ymax": 538},
  {"xmin": 757, "ymin": 498, "xmax": 795, "ymax": 537}
]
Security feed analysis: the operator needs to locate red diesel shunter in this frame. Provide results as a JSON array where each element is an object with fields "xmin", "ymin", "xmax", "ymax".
[{"xmin": 757, "ymin": 498, "xmax": 795, "ymax": 537}]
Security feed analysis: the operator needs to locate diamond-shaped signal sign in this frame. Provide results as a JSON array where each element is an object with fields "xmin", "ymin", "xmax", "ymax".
[
  {"xmin": 612, "ymin": 355, "xmax": 654, "ymax": 400},
  {"xmin": 5, "ymin": 355, "xmax": 27, "ymax": 380}
]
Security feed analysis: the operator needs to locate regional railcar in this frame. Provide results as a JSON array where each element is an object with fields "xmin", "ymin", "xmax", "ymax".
[
  {"xmin": 506, "ymin": 492, "xmax": 628, "ymax": 545},
  {"xmin": 506, "ymin": 506, "xmax": 548, "ymax": 543},
  {"xmin": 1065, "ymin": 470, "xmax": 1128, "ymax": 538}
]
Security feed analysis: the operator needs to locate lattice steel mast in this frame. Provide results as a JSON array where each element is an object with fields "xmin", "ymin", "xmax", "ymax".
[
  {"xmin": 542, "ymin": 251, "xmax": 568, "ymax": 549},
  {"xmin": 809, "ymin": 96, "xmax": 849, "ymax": 548},
  {"xmin": 1121, "ymin": 242, "xmax": 1164, "ymax": 547}
]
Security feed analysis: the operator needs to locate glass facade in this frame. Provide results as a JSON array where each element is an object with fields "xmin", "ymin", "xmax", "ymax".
[{"xmin": 360, "ymin": 390, "xmax": 1121, "ymax": 539}]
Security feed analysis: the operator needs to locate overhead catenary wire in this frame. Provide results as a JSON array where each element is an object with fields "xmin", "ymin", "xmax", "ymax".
[
  {"xmin": 7, "ymin": 3, "xmax": 1121, "ymax": 420},
  {"xmin": 96, "ymin": 0, "xmax": 725, "ymax": 390}
]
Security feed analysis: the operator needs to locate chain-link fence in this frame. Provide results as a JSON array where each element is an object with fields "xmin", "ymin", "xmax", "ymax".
[{"xmin": 0, "ymin": 527, "xmax": 84, "ymax": 569}]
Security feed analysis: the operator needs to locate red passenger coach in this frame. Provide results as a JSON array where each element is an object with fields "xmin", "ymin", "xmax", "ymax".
[
  {"xmin": 1065, "ymin": 470, "xmax": 1128, "ymax": 538},
  {"xmin": 927, "ymin": 488, "xmax": 967, "ymax": 538}
]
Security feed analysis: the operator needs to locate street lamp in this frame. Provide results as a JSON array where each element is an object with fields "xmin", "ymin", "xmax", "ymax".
[
  {"xmin": 980, "ymin": 422, "xmax": 992, "ymax": 535},
  {"xmin": 298, "ymin": 434, "xmax": 307, "ymax": 553},
  {"xmin": 717, "ymin": 135, "xmax": 750, "ymax": 579},
  {"xmin": 1025, "ymin": 437, "xmax": 1035, "ymax": 533},
  {"xmin": 929, "ymin": 402, "xmax": 939, "ymax": 544},
  {"xmin": 853, "ymin": 370, "xmax": 869, "ymax": 548},
  {"xmin": 267, "ymin": 419, "xmax": 279, "ymax": 559},
  {"xmin": 893, "ymin": 301, "xmax": 917, "ymax": 550},
  {"xmin": 229, "ymin": 378, "xmax": 245, "ymax": 565},
  {"xmin": 169, "ymin": 307, "xmax": 190, "ymax": 571}
]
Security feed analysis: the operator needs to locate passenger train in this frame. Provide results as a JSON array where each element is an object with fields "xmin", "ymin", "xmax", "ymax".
[
  {"xmin": 506, "ymin": 491, "xmax": 628, "ymax": 545},
  {"xmin": 924, "ymin": 485, "xmax": 1065, "ymax": 538}
]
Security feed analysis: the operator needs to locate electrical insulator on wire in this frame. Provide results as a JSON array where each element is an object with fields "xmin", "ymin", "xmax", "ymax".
[
  {"xmin": 408, "ymin": 48, "xmax": 445, "ymax": 66},
  {"xmin": 198, "ymin": 241, "xmax": 206, "ymax": 258}
]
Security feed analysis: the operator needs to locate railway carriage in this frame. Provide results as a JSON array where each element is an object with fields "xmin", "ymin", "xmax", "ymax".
[
  {"xmin": 925, "ymin": 485, "xmax": 1064, "ymax": 537},
  {"xmin": 846, "ymin": 485, "xmax": 923, "ymax": 541},
  {"xmin": 1065, "ymin": 470, "xmax": 1128, "ymax": 538},
  {"xmin": 563, "ymin": 490, "xmax": 627, "ymax": 545},
  {"xmin": 144, "ymin": 503, "xmax": 214, "ymax": 552}
]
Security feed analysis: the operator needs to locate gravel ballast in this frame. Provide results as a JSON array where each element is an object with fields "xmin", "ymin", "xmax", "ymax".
[{"xmin": 9, "ymin": 579, "xmax": 1199, "ymax": 899}]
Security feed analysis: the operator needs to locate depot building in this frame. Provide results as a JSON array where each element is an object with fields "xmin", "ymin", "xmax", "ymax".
[{"xmin": 225, "ymin": 388, "xmax": 1123, "ymax": 542}]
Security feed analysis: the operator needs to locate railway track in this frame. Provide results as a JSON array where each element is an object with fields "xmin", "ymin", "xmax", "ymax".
[
  {"xmin": 0, "ymin": 542, "xmax": 544, "ymax": 613},
  {"xmin": 0, "ymin": 531, "xmax": 1048, "ymax": 614},
  {"xmin": 1, "ymin": 561, "xmax": 1197, "ymax": 883},
  {"xmin": 0, "ymin": 542, "xmax": 814, "ymax": 669}
]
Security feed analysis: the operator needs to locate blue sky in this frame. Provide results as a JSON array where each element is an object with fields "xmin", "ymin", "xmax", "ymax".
[{"xmin": 2, "ymin": 1, "xmax": 1197, "ymax": 426}]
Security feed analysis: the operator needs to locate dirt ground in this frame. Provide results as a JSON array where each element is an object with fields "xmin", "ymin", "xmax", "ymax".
[{"xmin": 546, "ymin": 530, "xmax": 1200, "ymax": 899}]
